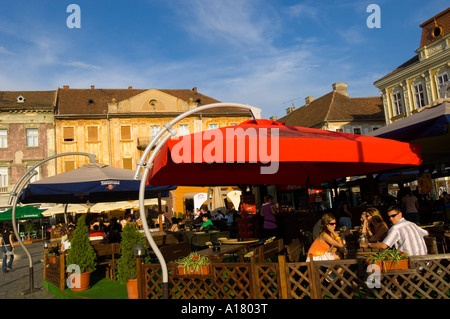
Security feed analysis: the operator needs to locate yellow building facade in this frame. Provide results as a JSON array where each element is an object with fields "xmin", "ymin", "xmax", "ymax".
[{"xmin": 54, "ymin": 86, "xmax": 252, "ymax": 214}]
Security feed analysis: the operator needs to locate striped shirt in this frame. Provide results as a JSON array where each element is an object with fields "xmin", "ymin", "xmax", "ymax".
[{"xmin": 382, "ymin": 218, "xmax": 428, "ymax": 256}]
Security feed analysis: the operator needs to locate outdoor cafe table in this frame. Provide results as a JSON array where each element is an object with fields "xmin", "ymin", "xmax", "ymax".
[{"xmin": 195, "ymin": 244, "xmax": 247, "ymax": 262}]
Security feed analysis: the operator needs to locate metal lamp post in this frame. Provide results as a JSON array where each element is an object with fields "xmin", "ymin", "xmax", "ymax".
[{"xmin": 134, "ymin": 102, "xmax": 260, "ymax": 299}]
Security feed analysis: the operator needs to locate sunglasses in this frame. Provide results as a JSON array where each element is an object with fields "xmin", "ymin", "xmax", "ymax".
[
  {"xmin": 328, "ymin": 222, "xmax": 336, "ymax": 226},
  {"xmin": 388, "ymin": 213, "xmax": 400, "ymax": 219}
]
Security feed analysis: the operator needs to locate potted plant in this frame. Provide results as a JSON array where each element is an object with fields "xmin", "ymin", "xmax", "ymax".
[
  {"xmin": 66, "ymin": 216, "xmax": 97, "ymax": 291},
  {"xmin": 177, "ymin": 252, "xmax": 211, "ymax": 275},
  {"xmin": 47, "ymin": 246, "xmax": 59, "ymax": 264},
  {"xmin": 365, "ymin": 248, "xmax": 409, "ymax": 271},
  {"xmin": 24, "ymin": 220, "xmax": 35, "ymax": 242},
  {"xmin": 116, "ymin": 223, "xmax": 149, "ymax": 299}
]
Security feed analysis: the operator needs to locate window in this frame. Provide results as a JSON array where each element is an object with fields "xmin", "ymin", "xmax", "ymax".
[
  {"xmin": 437, "ymin": 72, "xmax": 449, "ymax": 98},
  {"xmin": 120, "ymin": 126, "xmax": 131, "ymax": 140},
  {"xmin": 0, "ymin": 130, "xmax": 7, "ymax": 148},
  {"xmin": 0, "ymin": 167, "xmax": 8, "ymax": 188},
  {"xmin": 150, "ymin": 125, "xmax": 160, "ymax": 139},
  {"xmin": 122, "ymin": 158, "xmax": 133, "ymax": 170},
  {"xmin": 64, "ymin": 161, "xmax": 75, "ymax": 172},
  {"xmin": 335, "ymin": 128, "xmax": 343, "ymax": 132},
  {"xmin": 353, "ymin": 127, "xmax": 362, "ymax": 135},
  {"xmin": 208, "ymin": 124, "xmax": 218, "ymax": 130},
  {"xmin": 371, "ymin": 126, "xmax": 380, "ymax": 131},
  {"xmin": 63, "ymin": 127, "xmax": 75, "ymax": 142},
  {"xmin": 26, "ymin": 128, "xmax": 38, "ymax": 147},
  {"xmin": 178, "ymin": 124, "xmax": 190, "ymax": 136},
  {"xmin": 87, "ymin": 126, "xmax": 98, "ymax": 142},
  {"xmin": 392, "ymin": 91, "xmax": 404, "ymax": 116},
  {"xmin": 413, "ymin": 83, "xmax": 426, "ymax": 109}
]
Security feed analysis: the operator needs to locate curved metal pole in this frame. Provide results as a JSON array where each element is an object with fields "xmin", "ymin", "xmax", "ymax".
[
  {"xmin": 8, "ymin": 152, "xmax": 96, "ymax": 295},
  {"xmin": 8, "ymin": 152, "xmax": 96, "ymax": 206},
  {"xmin": 11, "ymin": 172, "xmax": 37, "ymax": 294},
  {"xmin": 134, "ymin": 103, "xmax": 260, "ymax": 299}
]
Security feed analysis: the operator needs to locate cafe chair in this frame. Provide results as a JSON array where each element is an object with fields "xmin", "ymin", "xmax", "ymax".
[
  {"xmin": 285, "ymin": 239, "xmax": 301, "ymax": 262},
  {"xmin": 191, "ymin": 233, "xmax": 212, "ymax": 250},
  {"xmin": 424, "ymin": 236, "xmax": 438, "ymax": 254}
]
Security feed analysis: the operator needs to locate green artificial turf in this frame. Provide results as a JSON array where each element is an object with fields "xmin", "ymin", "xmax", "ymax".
[{"xmin": 44, "ymin": 269, "xmax": 128, "ymax": 299}]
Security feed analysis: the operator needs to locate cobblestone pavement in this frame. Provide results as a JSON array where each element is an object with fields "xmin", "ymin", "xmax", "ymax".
[{"xmin": 0, "ymin": 242, "xmax": 56, "ymax": 299}]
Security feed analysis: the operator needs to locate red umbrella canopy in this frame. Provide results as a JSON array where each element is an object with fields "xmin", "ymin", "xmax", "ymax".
[{"xmin": 147, "ymin": 119, "xmax": 422, "ymax": 186}]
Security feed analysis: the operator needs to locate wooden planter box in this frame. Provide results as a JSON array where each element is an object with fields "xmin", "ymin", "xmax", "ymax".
[
  {"xmin": 375, "ymin": 259, "xmax": 409, "ymax": 271},
  {"xmin": 177, "ymin": 265, "xmax": 210, "ymax": 276}
]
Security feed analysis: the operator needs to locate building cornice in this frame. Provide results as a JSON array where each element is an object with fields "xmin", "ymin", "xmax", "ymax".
[{"xmin": 374, "ymin": 48, "xmax": 450, "ymax": 89}]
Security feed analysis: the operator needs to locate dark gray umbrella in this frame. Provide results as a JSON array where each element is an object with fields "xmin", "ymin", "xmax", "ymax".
[{"xmin": 20, "ymin": 163, "xmax": 176, "ymax": 204}]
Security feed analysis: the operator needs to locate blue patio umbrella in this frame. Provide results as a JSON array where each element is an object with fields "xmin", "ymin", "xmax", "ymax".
[{"xmin": 20, "ymin": 163, "xmax": 176, "ymax": 204}]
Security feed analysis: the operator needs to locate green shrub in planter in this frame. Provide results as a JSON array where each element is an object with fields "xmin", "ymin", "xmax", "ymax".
[
  {"xmin": 66, "ymin": 216, "xmax": 96, "ymax": 274},
  {"xmin": 116, "ymin": 223, "xmax": 149, "ymax": 284}
]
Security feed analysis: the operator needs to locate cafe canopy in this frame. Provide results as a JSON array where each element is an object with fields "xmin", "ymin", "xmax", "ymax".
[
  {"xmin": 0, "ymin": 205, "xmax": 43, "ymax": 221},
  {"xmin": 20, "ymin": 163, "xmax": 176, "ymax": 204},
  {"xmin": 147, "ymin": 119, "xmax": 423, "ymax": 187}
]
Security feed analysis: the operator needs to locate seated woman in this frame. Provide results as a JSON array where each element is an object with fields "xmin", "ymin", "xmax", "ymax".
[
  {"xmin": 306, "ymin": 213, "xmax": 344, "ymax": 262},
  {"xmin": 362, "ymin": 207, "xmax": 388, "ymax": 243}
]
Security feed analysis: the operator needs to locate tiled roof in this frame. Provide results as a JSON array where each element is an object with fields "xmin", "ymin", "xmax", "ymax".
[
  {"xmin": 278, "ymin": 91, "xmax": 383, "ymax": 127},
  {"xmin": 419, "ymin": 7, "xmax": 450, "ymax": 48},
  {"xmin": 56, "ymin": 88, "xmax": 146, "ymax": 115},
  {"xmin": 55, "ymin": 87, "xmax": 248, "ymax": 116},
  {"xmin": 0, "ymin": 90, "xmax": 56, "ymax": 111}
]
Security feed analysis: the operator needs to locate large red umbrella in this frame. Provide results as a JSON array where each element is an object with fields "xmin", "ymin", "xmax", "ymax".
[{"xmin": 147, "ymin": 119, "xmax": 422, "ymax": 186}]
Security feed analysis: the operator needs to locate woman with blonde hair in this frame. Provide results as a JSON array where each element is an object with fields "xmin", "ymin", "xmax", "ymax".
[
  {"xmin": 362, "ymin": 207, "xmax": 388, "ymax": 243},
  {"xmin": 306, "ymin": 213, "xmax": 344, "ymax": 262}
]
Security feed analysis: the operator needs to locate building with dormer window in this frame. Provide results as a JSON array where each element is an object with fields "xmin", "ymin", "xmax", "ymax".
[{"xmin": 374, "ymin": 7, "xmax": 450, "ymax": 125}]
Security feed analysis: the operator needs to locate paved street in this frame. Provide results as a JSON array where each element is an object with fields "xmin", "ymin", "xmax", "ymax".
[{"xmin": 0, "ymin": 242, "xmax": 56, "ymax": 299}]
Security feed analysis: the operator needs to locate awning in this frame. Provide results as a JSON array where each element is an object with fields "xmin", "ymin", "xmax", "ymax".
[
  {"xmin": 0, "ymin": 205, "xmax": 43, "ymax": 221},
  {"xmin": 368, "ymin": 100, "xmax": 450, "ymax": 166}
]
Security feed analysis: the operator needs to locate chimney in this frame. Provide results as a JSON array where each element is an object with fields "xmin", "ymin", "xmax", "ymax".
[
  {"xmin": 63, "ymin": 85, "xmax": 69, "ymax": 89},
  {"xmin": 90, "ymin": 85, "xmax": 95, "ymax": 89},
  {"xmin": 192, "ymin": 87, "xmax": 197, "ymax": 93},
  {"xmin": 332, "ymin": 82, "xmax": 348, "ymax": 96},
  {"xmin": 128, "ymin": 86, "xmax": 133, "ymax": 89},
  {"xmin": 305, "ymin": 96, "xmax": 314, "ymax": 104},
  {"xmin": 270, "ymin": 116, "xmax": 277, "ymax": 121},
  {"xmin": 286, "ymin": 106, "xmax": 295, "ymax": 115}
]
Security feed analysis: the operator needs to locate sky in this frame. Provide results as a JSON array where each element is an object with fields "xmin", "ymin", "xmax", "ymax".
[{"xmin": 0, "ymin": 0, "xmax": 448, "ymax": 119}]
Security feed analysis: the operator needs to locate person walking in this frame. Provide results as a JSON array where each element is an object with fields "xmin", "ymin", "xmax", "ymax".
[{"xmin": 1, "ymin": 226, "xmax": 15, "ymax": 273}]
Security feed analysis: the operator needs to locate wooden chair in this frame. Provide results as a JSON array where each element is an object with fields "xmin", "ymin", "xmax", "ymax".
[
  {"xmin": 285, "ymin": 239, "xmax": 301, "ymax": 262},
  {"xmin": 424, "ymin": 236, "xmax": 438, "ymax": 254},
  {"xmin": 251, "ymin": 238, "xmax": 284, "ymax": 263},
  {"xmin": 93, "ymin": 243, "xmax": 121, "ymax": 281},
  {"xmin": 159, "ymin": 242, "xmax": 191, "ymax": 263},
  {"xmin": 191, "ymin": 233, "xmax": 212, "ymax": 250}
]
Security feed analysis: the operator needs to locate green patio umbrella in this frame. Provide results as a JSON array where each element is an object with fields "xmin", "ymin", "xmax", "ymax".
[{"xmin": 0, "ymin": 205, "xmax": 43, "ymax": 221}]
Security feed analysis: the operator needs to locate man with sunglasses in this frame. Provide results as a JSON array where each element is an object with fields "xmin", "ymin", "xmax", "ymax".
[{"xmin": 360, "ymin": 206, "xmax": 428, "ymax": 256}]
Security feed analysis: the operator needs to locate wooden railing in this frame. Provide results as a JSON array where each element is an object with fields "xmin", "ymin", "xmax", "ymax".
[{"xmin": 137, "ymin": 253, "xmax": 450, "ymax": 299}]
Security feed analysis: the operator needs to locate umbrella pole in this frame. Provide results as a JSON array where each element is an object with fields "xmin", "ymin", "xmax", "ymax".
[
  {"xmin": 134, "ymin": 103, "xmax": 261, "ymax": 299},
  {"xmin": 10, "ymin": 173, "xmax": 41, "ymax": 295}
]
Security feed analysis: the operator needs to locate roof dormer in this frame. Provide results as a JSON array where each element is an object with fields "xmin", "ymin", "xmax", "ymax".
[{"xmin": 16, "ymin": 95, "xmax": 25, "ymax": 103}]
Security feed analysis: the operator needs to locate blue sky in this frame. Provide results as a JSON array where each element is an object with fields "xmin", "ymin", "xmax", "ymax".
[{"xmin": 0, "ymin": 1, "xmax": 448, "ymax": 119}]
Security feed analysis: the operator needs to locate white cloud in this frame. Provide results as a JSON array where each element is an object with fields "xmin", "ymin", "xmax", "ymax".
[
  {"xmin": 64, "ymin": 61, "xmax": 102, "ymax": 70},
  {"xmin": 175, "ymin": 0, "xmax": 279, "ymax": 47},
  {"xmin": 0, "ymin": 46, "xmax": 15, "ymax": 55}
]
